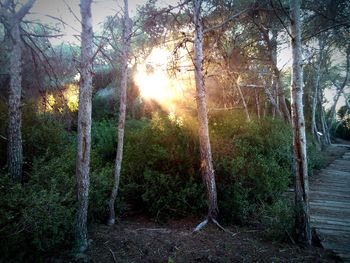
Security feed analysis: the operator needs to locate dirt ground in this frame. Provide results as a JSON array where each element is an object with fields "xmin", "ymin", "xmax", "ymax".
[
  {"xmin": 74, "ymin": 141, "xmax": 349, "ymax": 263},
  {"xmin": 80, "ymin": 216, "xmax": 341, "ymax": 263}
]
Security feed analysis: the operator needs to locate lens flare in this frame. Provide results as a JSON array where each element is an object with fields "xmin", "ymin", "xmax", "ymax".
[{"xmin": 134, "ymin": 47, "xmax": 192, "ymax": 109}]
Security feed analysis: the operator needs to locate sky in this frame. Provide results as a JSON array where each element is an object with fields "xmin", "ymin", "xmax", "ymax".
[
  {"xmin": 23, "ymin": 0, "xmax": 347, "ymax": 110},
  {"xmin": 28, "ymin": 0, "xmax": 178, "ymax": 44}
]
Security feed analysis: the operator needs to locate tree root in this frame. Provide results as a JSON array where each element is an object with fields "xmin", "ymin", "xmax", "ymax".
[{"xmin": 193, "ymin": 218, "xmax": 237, "ymax": 237}]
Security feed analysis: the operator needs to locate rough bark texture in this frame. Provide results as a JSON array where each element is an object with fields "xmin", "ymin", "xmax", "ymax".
[
  {"xmin": 193, "ymin": 0, "xmax": 218, "ymax": 220},
  {"xmin": 8, "ymin": 22, "xmax": 23, "ymax": 182},
  {"xmin": 3, "ymin": 0, "xmax": 36, "ymax": 182},
  {"xmin": 108, "ymin": 0, "xmax": 131, "ymax": 226},
  {"xmin": 290, "ymin": 0, "xmax": 311, "ymax": 245},
  {"xmin": 76, "ymin": 0, "xmax": 93, "ymax": 253}
]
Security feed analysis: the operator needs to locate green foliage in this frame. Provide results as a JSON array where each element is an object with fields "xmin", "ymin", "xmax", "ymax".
[
  {"xmin": 334, "ymin": 105, "xmax": 350, "ymax": 140},
  {"xmin": 120, "ymin": 114, "xmax": 205, "ymax": 220},
  {"xmin": 0, "ymin": 106, "xmax": 328, "ymax": 259},
  {"xmin": 91, "ymin": 119, "xmax": 117, "ymax": 162},
  {"xmin": 210, "ymin": 113, "xmax": 293, "ymax": 224},
  {"xmin": 0, "ymin": 173, "xmax": 75, "ymax": 262},
  {"xmin": 261, "ymin": 198, "xmax": 294, "ymax": 241}
]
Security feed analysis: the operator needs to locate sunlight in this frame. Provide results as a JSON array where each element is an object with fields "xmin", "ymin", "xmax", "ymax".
[{"xmin": 134, "ymin": 47, "xmax": 192, "ymax": 109}]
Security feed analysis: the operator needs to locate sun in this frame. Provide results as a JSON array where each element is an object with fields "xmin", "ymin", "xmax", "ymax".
[{"xmin": 134, "ymin": 47, "xmax": 189, "ymax": 108}]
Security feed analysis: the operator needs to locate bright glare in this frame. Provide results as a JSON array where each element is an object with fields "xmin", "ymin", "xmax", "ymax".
[{"xmin": 134, "ymin": 47, "xmax": 192, "ymax": 108}]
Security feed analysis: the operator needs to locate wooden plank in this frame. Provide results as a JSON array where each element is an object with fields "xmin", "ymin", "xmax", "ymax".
[
  {"xmin": 309, "ymin": 149, "xmax": 350, "ymax": 263},
  {"xmin": 310, "ymin": 216, "xmax": 350, "ymax": 226},
  {"xmin": 309, "ymin": 192, "xmax": 350, "ymax": 201},
  {"xmin": 333, "ymin": 160, "xmax": 350, "ymax": 165},
  {"xmin": 328, "ymin": 165, "xmax": 350, "ymax": 172},
  {"xmin": 317, "ymin": 169, "xmax": 350, "ymax": 176},
  {"xmin": 310, "ymin": 209, "xmax": 350, "ymax": 219},
  {"xmin": 310, "ymin": 201, "xmax": 350, "ymax": 209}
]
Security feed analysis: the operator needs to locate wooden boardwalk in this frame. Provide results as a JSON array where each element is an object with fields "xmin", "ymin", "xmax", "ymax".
[{"xmin": 310, "ymin": 145, "xmax": 350, "ymax": 262}]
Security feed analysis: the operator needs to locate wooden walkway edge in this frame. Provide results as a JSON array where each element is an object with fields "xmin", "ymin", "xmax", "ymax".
[{"xmin": 310, "ymin": 144, "xmax": 350, "ymax": 262}]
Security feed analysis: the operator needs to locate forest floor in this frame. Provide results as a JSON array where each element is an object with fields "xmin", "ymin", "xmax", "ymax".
[
  {"xmin": 84, "ymin": 216, "xmax": 341, "ymax": 263},
  {"xmin": 71, "ymin": 141, "xmax": 349, "ymax": 263}
]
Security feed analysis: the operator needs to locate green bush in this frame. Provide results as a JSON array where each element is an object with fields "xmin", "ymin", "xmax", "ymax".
[
  {"xmin": 0, "ymin": 173, "xmax": 75, "ymax": 262},
  {"xmin": 210, "ymin": 113, "xmax": 293, "ymax": 224},
  {"xmin": 120, "ymin": 114, "xmax": 205, "ymax": 220},
  {"xmin": 261, "ymin": 198, "xmax": 294, "ymax": 241}
]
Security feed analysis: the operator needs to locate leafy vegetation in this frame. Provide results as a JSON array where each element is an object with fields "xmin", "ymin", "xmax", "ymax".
[{"xmin": 0, "ymin": 101, "xmax": 326, "ymax": 259}]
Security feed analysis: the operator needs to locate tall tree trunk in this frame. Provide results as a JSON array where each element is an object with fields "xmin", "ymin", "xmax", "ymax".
[
  {"xmin": 193, "ymin": 0, "xmax": 218, "ymax": 220},
  {"xmin": 311, "ymin": 38, "xmax": 324, "ymax": 145},
  {"xmin": 8, "ymin": 22, "xmax": 23, "ymax": 182},
  {"xmin": 108, "ymin": 0, "xmax": 131, "ymax": 226},
  {"xmin": 289, "ymin": 0, "xmax": 311, "ymax": 245},
  {"xmin": 75, "ymin": 0, "xmax": 93, "ymax": 252},
  {"xmin": 236, "ymin": 84, "xmax": 251, "ymax": 122},
  {"xmin": 258, "ymin": 22, "xmax": 291, "ymax": 122},
  {"xmin": 318, "ymin": 90, "xmax": 332, "ymax": 145},
  {"xmin": 328, "ymin": 45, "xmax": 349, "ymax": 128},
  {"xmin": 3, "ymin": 0, "xmax": 36, "ymax": 182},
  {"xmin": 255, "ymin": 88, "xmax": 261, "ymax": 120}
]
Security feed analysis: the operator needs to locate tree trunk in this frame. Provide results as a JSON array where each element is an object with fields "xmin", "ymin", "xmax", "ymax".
[
  {"xmin": 318, "ymin": 90, "xmax": 332, "ymax": 145},
  {"xmin": 289, "ymin": 0, "xmax": 311, "ymax": 245},
  {"xmin": 108, "ymin": 0, "xmax": 131, "ymax": 226},
  {"xmin": 311, "ymin": 39, "xmax": 324, "ymax": 145},
  {"xmin": 193, "ymin": 0, "xmax": 218, "ymax": 220},
  {"xmin": 255, "ymin": 88, "xmax": 261, "ymax": 120},
  {"xmin": 328, "ymin": 46, "xmax": 349, "ymax": 128},
  {"xmin": 3, "ymin": 0, "xmax": 36, "ymax": 182},
  {"xmin": 236, "ymin": 84, "xmax": 251, "ymax": 122},
  {"xmin": 75, "ymin": 0, "xmax": 93, "ymax": 253},
  {"xmin": 259, "ymin": 22, "xmax": 291, "ymax": 122},
  {"xmin": 7, "ymin": 22, "xmax": 23, "ymax": 182}
]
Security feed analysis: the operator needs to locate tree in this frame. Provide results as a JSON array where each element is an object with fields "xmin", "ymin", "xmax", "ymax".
[
  {"xmin": 289, "ymin": 0, "xmax": 311, "ymax": 245},
  {"xmin": 75, "ymin": 0, "xmax": 93, "ymax": 253},
  {"xmin": 193, "ymin": 0, "xmax": 219, "ymax": 226},
  {"xmin": 108, "ymin": 0, "xmax": 131, "ymax": 226},
  {"xmin": 0, "ymin": 0, "xmax": 36, "ymax": 182}
]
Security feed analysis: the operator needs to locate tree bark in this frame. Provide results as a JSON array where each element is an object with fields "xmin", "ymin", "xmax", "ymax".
[
  {"xmin": 311, "ymin": 38, "xmax": 324, "ymax": 145},
  {"xmin": 318, "ymin": 90, "xmax": 332, "ymax": 145},
  {"xmin": 2, "ymin": 0, "xmax": 36, "ymax": 182},
  {"xmin": 108, "ymin": 0, "xmax": 131, "ymax": 226},
  {"xmin": 193, "ymin": 0, "xmax": 218, "ymax": 220},
  {"xmin": 236, "ymin": 84, "xmax": 251, "ymax": 122},
  {"xmin": 257, "ymin": 21, "xmax": 291, "ymax": 122},
  {"xmin": 289, "ymin": 0, "xmax": 311, "ymax": 245},
  {"xmin": 75, "ymin": 0, "xmax": 93, "ymax": 253},
  {"xmin": 7, "ymin": 22, "xmax": 23, "ymax": 182},
  {"xmin": 328, "ymin": 46, "xmax": 350, "ymax": 129}
]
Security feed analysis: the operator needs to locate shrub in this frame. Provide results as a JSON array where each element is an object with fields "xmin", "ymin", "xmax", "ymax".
[
  {"xmin": 120, "ymin": 114, "xmax": 205, "ymax": 220},
  {"xmin": 210, "ymin": 113, "xmax": 293, "ymax": 224}
]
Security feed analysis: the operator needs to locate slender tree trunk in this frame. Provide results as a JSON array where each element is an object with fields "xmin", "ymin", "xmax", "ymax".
[
  {"xmin": 193, "ymin": 0, "xmax": 218, "ymax": 220},
  {"xmin": 318, "ymin": 91, "xmax": 332, "ymax": 145},
  {"xmin": 289, "ymin": 0, "xmax": 311, "ymax": 245},
  {"xmin": 236, "ymin": 84, "xmax": 251, "ymax": 122},
  {"xmin": 75, "ymin": 0, "xmax": 93, "ymax": 253},
  {"xmin": 255, "ymin": 88, "xmax": 261, "ymax": 120},
  {"xmin": 259, "ymin": 23, "xmax": 291, "ymax": 122},
  {"xmin": 328, "ymin": 46, "xmax": 349, "ymax": 128},
  {"xmin": 311, "ymin": 39, "xmax": 324, "ymax": 145},
  {"xmin": 7, "ymin": 22, "xmax": 23, "ymax": 182},
  {"xmin": 108, "ymin": 0, "xmax": 131, "ymax": 226},
  {"xmin": 263, "ymin": 85, "xmax": 283, "ymax": 117},
  {"xmin": 3, "ymin": 0, "xmax": 36, "ymax": 182}
]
